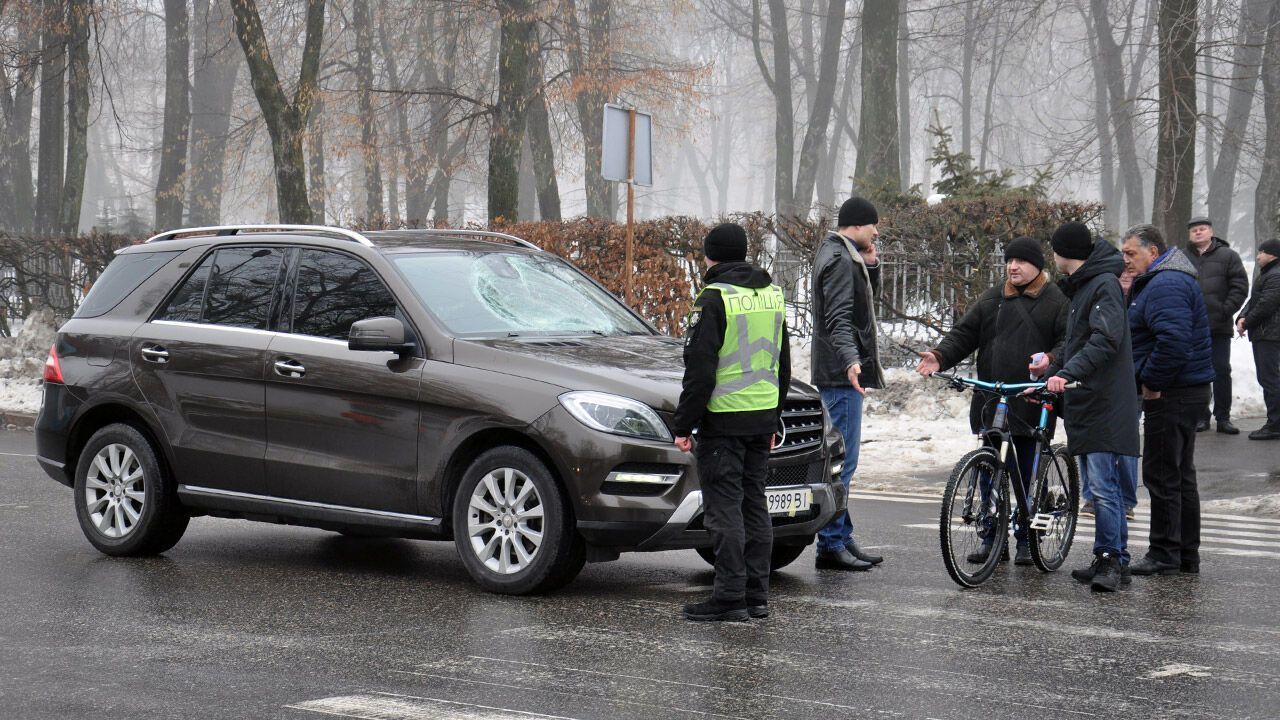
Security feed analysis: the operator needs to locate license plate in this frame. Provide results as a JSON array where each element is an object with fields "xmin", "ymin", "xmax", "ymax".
[{"xmin": 765, "ymin": 487, "xmax": 812, "ymax": 517}]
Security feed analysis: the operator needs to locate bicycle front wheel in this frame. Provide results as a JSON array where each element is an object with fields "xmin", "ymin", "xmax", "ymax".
[
  {"xmin": 1027, "ymin": 444, "xmax": 1080, "ymax": 572},
  {"xmin": 940, "ymin": 448, "xmax": 1009, "ymax": 588}
]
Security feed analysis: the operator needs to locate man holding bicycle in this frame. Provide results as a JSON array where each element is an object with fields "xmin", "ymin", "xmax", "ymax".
[
  {"xmin": 917, "ymin": 237, "xmax": 1068, "ymax": 566},
  {"xmin": 1043, "ymin": 222, "xmax": 1141, "ymax": 593}
]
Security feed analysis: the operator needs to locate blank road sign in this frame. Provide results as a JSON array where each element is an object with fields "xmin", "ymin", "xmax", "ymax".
[{"xmin": 601, "ymin": 104, "xmax": 653, "ymax": 187}]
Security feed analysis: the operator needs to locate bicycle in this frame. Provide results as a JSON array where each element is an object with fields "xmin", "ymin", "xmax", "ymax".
[{"xmin": 932, "ymin": 372, "xmax": 1081, "ymax": 588}]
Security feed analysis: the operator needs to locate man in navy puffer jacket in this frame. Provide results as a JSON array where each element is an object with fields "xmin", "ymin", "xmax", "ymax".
[{"xmin": 1121, "ymin": 223, "xmax": 1214, "ymax": 577}]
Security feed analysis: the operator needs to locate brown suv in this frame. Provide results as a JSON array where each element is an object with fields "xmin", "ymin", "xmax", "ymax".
[{"xmin": 35, "ymin": 225, "xmax": 845, "ymax": 593}]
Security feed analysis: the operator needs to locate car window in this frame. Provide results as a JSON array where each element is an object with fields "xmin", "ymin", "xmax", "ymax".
[
  {"xmin": 290, "ymin": 249, "xmax": 399, "ymax": 341},
  {"xmin": 76, "ymin": 250, "xmax": 180, "ymax": 318},
  {"xmin": 181, "ymin": 247, "xmax": 283, "ymax": 329},
  {"xmin": 158, "ymin": 253, "xmax": 214, "ymax": 323}
]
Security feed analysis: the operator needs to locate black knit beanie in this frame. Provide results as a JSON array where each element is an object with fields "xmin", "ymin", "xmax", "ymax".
[
  {"xmin": 1003, "ymin": 236, "xmax": 1045, "ymax": 270},
  {"xmin": 1050, "ymin": 222, "xmax": 1094, "ymax": 261},
  {"xmin": 704, "ymin": 223, "xmax": 748, "ymax": 262},
  {"xmin": 1259, "ymin": 238, "xmax": 1280, "ymax": 257},
  {"xmin": 838, "ymin": 196, "xmax": 879, "ymax": 227}
]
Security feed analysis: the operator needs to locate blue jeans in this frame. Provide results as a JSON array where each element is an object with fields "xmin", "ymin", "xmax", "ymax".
[
  {"xmin": 1078, "ymin": 452, "xmax": 1133, "ymax": 563},
  {"xmin": 817, "ymin": 387, "xmax": 863, "ymax": 552}
]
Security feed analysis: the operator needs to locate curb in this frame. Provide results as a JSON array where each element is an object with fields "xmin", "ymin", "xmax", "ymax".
[{"xmin": 0, "ymin": 411, "xmax": 36, "ymax": 431}]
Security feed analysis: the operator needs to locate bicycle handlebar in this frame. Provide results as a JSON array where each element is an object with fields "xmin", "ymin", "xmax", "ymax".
[{"xmin": 931, "ymin": 372, "xmax": 1082, "ymax": 392}]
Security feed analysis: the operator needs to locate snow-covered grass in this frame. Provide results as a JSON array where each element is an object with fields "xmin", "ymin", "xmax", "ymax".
[{"xmin": 0, "ymin": 309, "xmax": 56, "ymax": 416}]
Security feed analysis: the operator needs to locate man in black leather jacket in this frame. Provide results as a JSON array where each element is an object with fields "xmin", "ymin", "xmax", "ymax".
[{"xmin": 808, "ymin": 196, "xmax": 886, "ymax": 571}]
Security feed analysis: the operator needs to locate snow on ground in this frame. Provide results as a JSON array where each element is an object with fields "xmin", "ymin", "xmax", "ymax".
[
  {"xmin": 1202, "ymin": 493, "xmax": 1280, "ymax": 518},
  {"xmin": 0, "ymin": 309, "xmax": 56, "ymax": 416}
]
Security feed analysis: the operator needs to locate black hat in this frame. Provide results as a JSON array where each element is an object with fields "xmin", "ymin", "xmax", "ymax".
[
  {"xmin": 1050, "ymin": 222, "xmax": 1094, "ymax": 261},
  {"xmin": 1259, "ymin": 239, "xmax": 1280, "ymax": 257},
  {"xmin": 838, "ymin": 196, "xmax": 879, "ymax": 228},
  {"xmin": 1003, "ymin": 236, "xmax": 1045, "ymax": 270},
  {"xmin": 704, "ymin": 222, "xmax": 748, "ymax": 262},
  {"xmin": 1188, "ymin": 216, "xmax": 1213, "ymax": 229}
]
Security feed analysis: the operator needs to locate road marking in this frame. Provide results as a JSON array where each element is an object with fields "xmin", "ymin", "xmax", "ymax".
[
  {"xmin": 288, "ymin": 692, "xmax": 583, "ymax": 720},
  {"xmin": 905, "ymin": 523, "xmax": 1280, "ymax": 559},
  {"xmin": 0, "ymin": 451, "xmax": 35, "ymax": 457},
  {"xmin": 1143, "ymin": 663, "xmax": 1212, "ymax": 679},
  {"xmin": 464, "ymin": 656, "xmax": 728, "ymax": 691}
]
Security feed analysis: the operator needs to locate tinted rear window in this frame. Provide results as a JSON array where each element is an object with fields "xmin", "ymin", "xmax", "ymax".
[{"xmin": 75, "ymin": 251, "xmax": 180, "ymax": 318}]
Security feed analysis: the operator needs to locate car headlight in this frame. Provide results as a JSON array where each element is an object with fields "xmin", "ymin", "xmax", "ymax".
[{"xmin": 558, "ymin": 391, "xmax": 672, "ymax": 442}]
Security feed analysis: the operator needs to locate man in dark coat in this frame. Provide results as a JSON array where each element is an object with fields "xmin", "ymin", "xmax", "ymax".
[
  {"xmin": 1187, "ymin": 217, "xmax": 1249, "ymax": 434},
  {"xmin": 916, "ymin": 236, "xmax": 1068, "ymax": 565},
  {"xmin": 1044, "ymin": 222, "xmax": 1141, "ymax": 593},
  {"xmin": 1122, "ymin": 223, "xmax": 1215, "ymax": 577},
  {"xmin": 809, "ymin": 196, "xmax": 886, "ymax": 571},
  {"xmin": 1237, "ymin": 238, "xmax": 1280, "ymax": 440},
  {"xmin": 674, "ymin": 223, "xmax": 791, "ymax": 621}
]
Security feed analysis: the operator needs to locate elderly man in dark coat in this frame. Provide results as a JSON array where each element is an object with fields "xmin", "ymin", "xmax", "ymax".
[
  {"xmin": 1044, "ymin": 223, "xmax": 1141, "ymax": 593},
  {"xmin": 917, "ymin": 236, "xmax": 1068, "ymax": 565},
  {"xmin": 1187, "ymin": 217, "xmax": 1249, "ymax": 434}
]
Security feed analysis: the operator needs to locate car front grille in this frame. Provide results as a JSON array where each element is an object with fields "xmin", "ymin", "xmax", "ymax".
[
  {"xmin": 765, "ymin": 460, "xmax": 826, "ymax": 487},
  {"xmin": 772, "ymin": 399, "xmax": 825, "ymax": 456}
]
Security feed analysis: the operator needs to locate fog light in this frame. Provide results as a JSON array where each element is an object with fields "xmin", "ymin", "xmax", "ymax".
[
  {"xmin": 605, "ymin": 471, "xmax": 680, "ymax": 486},
  {"xmin": 830, "ymin": 461, "xmax": 844, "ymax": 477}
]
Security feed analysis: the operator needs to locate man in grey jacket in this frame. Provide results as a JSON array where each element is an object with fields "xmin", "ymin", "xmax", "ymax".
[
  {"xmin": 808, "ymin": 196, "xmax": 886, "ymax": 571},
  {"xmin": 1187, "ymin": 217, "xmax": 1249, "ymax": 434}
]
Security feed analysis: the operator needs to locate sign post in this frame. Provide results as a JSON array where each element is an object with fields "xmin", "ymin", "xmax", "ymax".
[{"xmin": 601, "ymin": 104, "xmax": 652, "ymax": 306}]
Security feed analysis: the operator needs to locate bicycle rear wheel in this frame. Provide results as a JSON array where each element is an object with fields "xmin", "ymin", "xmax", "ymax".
[
  {"xmin": 940, "ymin": 448, "xmax": 1009, "ymax": 588},
  {"xmin": 1027, "ymin": 443, "xmax": 1080, "ymax": 572}
]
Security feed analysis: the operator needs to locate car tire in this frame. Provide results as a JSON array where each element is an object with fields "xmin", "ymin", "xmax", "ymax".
[
  {"xmin": 696, "ymin": 539, "xmax": 810, "ymax": 571},
  {"xmin": 452, "ymin": 446, "xmax": 585, "ymax": 595},
  {"xmin": 73, "ymin": 423, "xmax": 189, "ymax": 557}
]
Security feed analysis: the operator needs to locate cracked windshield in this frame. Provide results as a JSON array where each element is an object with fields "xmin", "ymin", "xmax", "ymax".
[{"xmin": 392, "ymin": 251, "xmax": 651, "ymax": 338}]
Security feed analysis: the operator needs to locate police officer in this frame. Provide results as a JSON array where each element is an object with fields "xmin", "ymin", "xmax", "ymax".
[{"xmin": 673, "ymin": 223, "xmax": 791, "ymax": 622}]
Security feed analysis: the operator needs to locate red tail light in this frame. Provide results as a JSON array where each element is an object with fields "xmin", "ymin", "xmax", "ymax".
[{"xmin": 43, "ymin": 343, "xmax": 64, "ymax": 384}]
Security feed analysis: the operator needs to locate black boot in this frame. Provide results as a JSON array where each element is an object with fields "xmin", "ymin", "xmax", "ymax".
[
  {"xmin": 1195, "ymin": 418, "xmax": 1210, "ymax": 433},
  {"xmin": 1014, "ymin": 542, "xmax": 1033, "ymax": 566},
  {"xmin": 815, "ymin": 546, "xmax": 872, "ymax": 571},
  {"xmin": 683, "ymin": 598, "xmax": 749, "ymax": 622},
  {"xmin": 1249, "ymin": 425, "xmax": 1280, "ymax": 440},
  {"xmin": 1072, "ymin": 556, "xmax": 1132, "ymax": 585},
  {"xmin": 1217, "ymin": 419, "xmax": 1240, "ymax": 435},
  {"xmin": 1130, "ymin": 556, "xmax": 1180, "ymax": 576},
  {"xmin": 966, "ymin": 541, "xmax": 994, "ymax": 564},
  {"xmin": 1091, "ymin": 553, "xmax": 1121, "ymax": 592},
  {"xmin": 845, "ymin": 541, "xmax": 884, "ymax": 565}
]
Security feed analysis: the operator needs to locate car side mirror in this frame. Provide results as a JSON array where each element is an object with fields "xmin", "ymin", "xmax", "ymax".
[{"xmin": 349, "ymin": 316, "xmax": 414, "ymax": 355}]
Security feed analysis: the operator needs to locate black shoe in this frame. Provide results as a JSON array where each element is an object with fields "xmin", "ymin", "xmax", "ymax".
[
  {"xmin": 845, "ymin": 541, "xmax": 884, "ymax": 565},
  {"xmin": 1180, "ymin": 562, "xmax": 1200, "ymax": 575},
  {"xmin": 815, "ymin": 547, "xmax": 873, "ymax": 571},
  {"xmin": 1072, "ymin": 556, "xmax": 1132, "ymax": 585},
  {"xmin": 1091, "ymin": 553, "xmax": 1121, "ymax": 592},
  {"xmin": 1195, "ymin": 418, "xmax": 1210, "ymax": 433},
  {"xmin": 683, "ymin": 599, "xmax": 749, "ymax": 622},
  {"xmin": 1217, "ymin": 420, "xmax": 1240, "ymax": 435},
  {"xmin": 1080, "ymin": 500, "xmax": 1095, "ymax": 517},
  {"xmin": 1248, "ymin": 425, "xmax": 1280, "ymax": 440},
  {"xmin": 747, "ymin": 603, "xmax": 769, "ymax": 619},
  {"xmin": 1125, "ymin": 506, "xmax": 1136, "ymax": 521},
  {"xmin": 1130, "ymin": 556, "xmax": 1180, "ymax": 576},
  {"xmin": 1014, "ymin": 543, "xmax": 1033, "ymax": 566}
]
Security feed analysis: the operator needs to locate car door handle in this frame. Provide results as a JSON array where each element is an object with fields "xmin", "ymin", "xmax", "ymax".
[
  {"xmin": 273, "ymin": 358, "xmax": 306, "ymax": 378},
  {"xmin": 140, "ymin": 345, "xmax": 169, "ymax": 363}
]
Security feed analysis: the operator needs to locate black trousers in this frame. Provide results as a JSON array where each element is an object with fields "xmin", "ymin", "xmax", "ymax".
[
  {"xmin": 1201, "ymin": 335, "xmax": 1233, "ymax": 422},
  {"xmin": 1142, "ymin": 384, "xmax": 1210, "ymax": 567},
  {"xmin": 1255, "ymin": 340, "xmax": 1280, "ymax": 429},
  {"xmin": 696, "ymin": 433, "xmax": 773, "ymax": 603}
]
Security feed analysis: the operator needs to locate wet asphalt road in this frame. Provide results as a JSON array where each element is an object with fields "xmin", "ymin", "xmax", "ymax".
[{"xmin": 2, "ymin": 429, "xmax": 1279, "ymax": 720}]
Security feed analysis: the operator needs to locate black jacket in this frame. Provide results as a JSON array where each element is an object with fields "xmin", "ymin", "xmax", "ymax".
[
  {"xmin": 810, "ymin": 231, "xmax": 884, "ymax": 389},
  {"xmin": 672, "ymin": 261, "xmax": 791, "ymax": 437},
  {"xmin": 932, "ymin": 271, "xmax": 1069, "ymax": 436},
  {"xmin": 1188, "ymin": 237, "xmax": 1249, "ymax": 337},
  {"xmin": 1048, "ymin": 241, "xmax": 1141, "ymax": 457},
  {"xmin": 1241, "ymin": 259, "xmax": 1280, "ymax": 343}
]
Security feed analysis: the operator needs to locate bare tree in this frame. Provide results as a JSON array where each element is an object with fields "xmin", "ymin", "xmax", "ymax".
[
  {"xmin": 1254, "ymin": 0, "xmax": 1280, "ymax": 249},
  {"xmin": 1151, "ymin": 0, "xmax": 1197, "ymax": 245},
  {"xmin": 155, "ymin": 0, "xmax": 190, "ymax": 229},
  {"xmin": 187, "ymin": 0, "xmax": 241, "ymax": 226},
  {"xmin": 353, "ymin": 0, "xmax": 383, "ymax": 222},
  {"xmin": 35, "ymin": 0, "xmax": 66, "ymax": 234},
  {"xmin": 1207, "ymin": 0, "xmax": 1269, "ymax": 240},
  {"xmin": 1090, "ymin": 0, "xmax": 1148, "ymax": 224},
  {"xmin": 489, "ymin": 0, "xmax": 536, "ymax": 222},
  {"xmin": 229, "ymin": 0, "xmax": 325, "ymax": 224},
  {"xmin": 856, "ymin": 0, "xmax": 900, "ymax": 191}
]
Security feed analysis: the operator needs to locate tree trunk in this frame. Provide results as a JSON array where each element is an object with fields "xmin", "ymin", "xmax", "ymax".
[
  {"xmin": 1085, "ymin": 17, "xmax": 1120, "ymax": 232},
  {"xmin": 1091, "ymin": 0, "xmax": 1147, "ymax": 224},
  {"xmin": 353, "ymin": 0, "xmax": 383, "ymax": 222},
  {"xmin": 155, "ymin": 0, "xmax": 190, "ymax": 230},
  {"xmin": 761, "ymin": 0, "xmax": 795, "ymax": 216},
  {"xmin": 525, "ymin": 39, "xmax": 561, "ymax": 221},
  {"xmin": 1253, "ymin": 1, "xmax": 1280, "ymax": 251},
  {"xmin": 488, "ymin": 0, "xmax": 534, "ymax": 223},
  {"xmin": 187, "ymin": 0, "xmax": 241, "ymax": 226},
  {"xmin": 855, "ymin": 0, "xmax": 900, "ymax": 191},
  {"xmin": 1208, "ymin": 0, "xmax": 1268, "ymax": 240},
  {"xmin": 897, "ymin": 6, "xmax": 910, "ymax": 189},
  {"xmin": 1201, "ymin": 0, "xmax": 1215, "ymax": 184},
  {"xmin": 793, "ymin": 0, "xmax": 847, "ymax": 212},
  {"xmin": 307, "ymin": 96, "xmax": 326, "ymax": 223},
  {"xmin": 565, "ymin": 0, "xmax": 611, "ymax": 219},
  {"xmin": 1152, "ymin": 0, "xmax": 1198, "ymax": 246},
  {"xmin": 229, "ymin": 0, "xmax": 324, "ymax": 224},
  {"xmin": 375, "ymin": 0, "xmax": 411, "ymax": 225},
  {"xmin": 960, "ymin": 0, "xmax": 977, "ymax": 158},
  {"xmin": 35, "ymin": 0, "xmax": 66, "ymax": 235},
  {"xmin": 0, "ymin": 15, "xmax": 39, "ymax": 231}
]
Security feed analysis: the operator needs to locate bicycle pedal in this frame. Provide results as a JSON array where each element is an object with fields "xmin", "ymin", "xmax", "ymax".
[{"xmin": 1029, "ymin": 513, "xmax": 1055, "ymax": 530}]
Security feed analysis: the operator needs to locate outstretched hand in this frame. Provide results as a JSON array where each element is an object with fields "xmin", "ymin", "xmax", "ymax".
[{"xmin": 915, "ymin": 352, "xmax": 940, "ymax": 376}]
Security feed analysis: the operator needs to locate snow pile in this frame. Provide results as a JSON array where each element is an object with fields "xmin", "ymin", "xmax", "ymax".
[
  {"xmin": 0, "ymin": 308, "xmax": 58, "ymax": 415},
  {"xmin": 858, "ymin": 368, "xmax": 977, "ymax": 490},
  {"xmin": 1203, "ymin": 493, "xmax": 1280, "ymax": 519}
]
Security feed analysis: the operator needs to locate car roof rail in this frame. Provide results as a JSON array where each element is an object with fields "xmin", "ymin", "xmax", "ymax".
[
  {"xmin": 144, "ymin": 224, "xmax": 376, "ymax": 248},
  {"xmin": 406, "ymin": 228, "xmax": 541, "ymax": 251}
]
